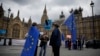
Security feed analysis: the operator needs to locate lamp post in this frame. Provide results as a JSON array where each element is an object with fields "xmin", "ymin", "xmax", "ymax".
[
  {"xmin": 3, "ymin": 8, "xmax": 11, "ymax": 46},
  {"xmin": 90, "ymin": 1, "xmax": 95, "ymax": 39},
  {"xmin": 7, "ymin": 8, "xmax": 11, "ymax": 36},
  {"xmin": 8, "ymin": 8, "xmax": 11, "ymax": 18}
]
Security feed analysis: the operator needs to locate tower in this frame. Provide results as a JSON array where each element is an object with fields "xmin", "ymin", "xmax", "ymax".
[
  {"xmin": 14, "ymin": 10, "xmax": 20, "ymax": 21},
  {"xmin": 41, "ymin": 5, "xmax": 48, "ymax": 25},
  {"xmin": 22, "ymin": 18, "xmax": 25, "ymax": 23},
  {"xmin": 28, "ymin": 16, "xmax": 32, "ymax": 27},
  {"xmin": 74, "ymin": 7, "xmax": 83, "ymax": 21},
  {"xmin": 59, "ymin": 11, "xmax": 65, "ymax": 20},
  {"xmin": 73, "ymin": 7, "xmax": 84, "ymax": 38},
  {"xmin": 10, "ymin": 13, "xmax": 13, "ymax": 19},
  {"xmin": 17, "ymin": 10, "xmax": 19, "ymax": 17}
]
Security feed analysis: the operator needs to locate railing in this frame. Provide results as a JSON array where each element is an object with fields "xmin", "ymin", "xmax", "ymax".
[{"xmin": 0, "ymin": 36, "xmax": 12, "ymax": 46}]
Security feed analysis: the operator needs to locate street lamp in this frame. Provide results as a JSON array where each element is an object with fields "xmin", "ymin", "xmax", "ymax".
[
  {"xmin": 7, "ymin": 8, "xmax": 11, "ymax": 36},
  {"xmin": 90, "ymin": 1, "xmax": 95, "ymax": 39},
  {"xmin": 5, "ymin": 8, "xmax": 11, "ymax": 37},
  {"xmin": 3, "ymin": 8, "xmax": 11, "ymax": 46},
  {"xmin": 8, "ymin": 8, "xmax": 11, "ymax": 18}
]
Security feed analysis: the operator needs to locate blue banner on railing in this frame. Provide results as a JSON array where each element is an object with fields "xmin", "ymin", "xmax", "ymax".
[{"xmin": 0, "ymin": 29, "xmax": 6, "ymax": 34}]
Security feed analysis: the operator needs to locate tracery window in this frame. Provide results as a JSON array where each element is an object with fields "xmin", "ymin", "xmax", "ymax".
[{"xmin": 12, "ymin": 24, "xmax": 20, "ymax": 38}]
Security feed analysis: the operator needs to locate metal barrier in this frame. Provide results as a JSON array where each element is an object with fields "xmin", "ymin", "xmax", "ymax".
[{"xmin": 0, "ymin": 36, "xmax": 12, "ymax": 46}]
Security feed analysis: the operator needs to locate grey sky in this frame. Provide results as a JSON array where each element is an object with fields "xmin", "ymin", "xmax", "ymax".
[{"xmin": 0, "ymin": 0, "xmax": 100, "ymax": 23}]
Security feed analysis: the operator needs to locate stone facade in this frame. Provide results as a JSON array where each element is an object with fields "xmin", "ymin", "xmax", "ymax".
[
  {"xmin": 51, "ymin": 7, "xmax": 100, "ymax": 40},
  {"xmin": 0, "ymin": 4, "xmax": 32, "ymax": 39},
  {"xmin": 0, "ymin": 3, "xmax": 100, "ymax": 40},
  {"xmin": 38, "ymin": 6, "xmax": 68, "ymax": 38},
  {"xmin": 74, "ymin": 7, "xmax": 100, "ymax": 40}
]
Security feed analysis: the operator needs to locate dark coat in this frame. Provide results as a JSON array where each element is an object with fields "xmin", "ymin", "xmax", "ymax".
[
  {"xmin": 40, "ymin": 35, "xmax": 49, "ymax": 47},
  {"xmin": 78, "ymin": 40, "xmax": 81, "ymax": 46},
  {"xmin": 49, "ymin": 28, "xmax": 61, "ymax": 47},
  {"xmin": 68, "ymin": 40, "xmax": 71, "ymax": 47}
]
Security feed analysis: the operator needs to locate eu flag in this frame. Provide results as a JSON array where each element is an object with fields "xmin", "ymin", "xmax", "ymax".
[
  {"xmin": 61, "ymin": 33, "xmax": 65, "ymax": 41},
  {"xmin": 21, "ymin": 26, "xmax": 40, "ymax": 56},
  {"xmin": 64, "ymin": 13, "xmax": 77, "ymax": 44}
]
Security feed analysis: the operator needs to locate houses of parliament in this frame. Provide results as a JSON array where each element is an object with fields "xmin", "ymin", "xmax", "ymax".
[{"xmin": 0, "ymin": 3, "xmax": 100, "ymax": 40}]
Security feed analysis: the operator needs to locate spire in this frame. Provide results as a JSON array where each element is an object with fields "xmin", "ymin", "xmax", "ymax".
[
  {"xmin": 0, "ymin": 3, "xmax": 3, "ymax": 10},
  {"xmin": 61, "ymin": 11, "xmax": 64, "ymax": 15},
  {"xmin": 70, "ymin": 8, "xmax": 73, "ymax": 13},
  {"xmin": 43, "ymin": 4, "xmax": 47, "ymax": 13},
  {"xmin": 45, "ymin": 4, "xmax": 46, "ymax": 9},
  {"xmin": 60, "ymin": 11, "xmax": 65, "ymax": 19},
  {"xmin": 23, "ymin": 18, "xmax": 25, "ymax": 23},
  {"xmin": 28, "ymin": 16, "xmax": 32, "ymax": 23},
  {"xmin": 15, "ymin": 10, "xmax": 21, "ymax": 21},
  {"xmin": 0, "ymin": 3, "xmax": 4, "ymax": 17},
  {"xmin": 0, "ymin": 3, "xmax": 2, "ymax": 7},
  {"xmin": 10, "ymin": 13, "xmax": 13, "ymax": 18},
  {"xmin": 28, "ymin": 16, "xmax": 32, "ymax": 27},
  {"xmin": 41, "ymin": 5, "xmax": 48, "ymax": 24},
  {"xmin": 79, "ymin": 7, "xmax": 83, "ymax": 13},
  {"xmin": 17, "ymin": 10, "xmax": 20, "ymax": 17}
]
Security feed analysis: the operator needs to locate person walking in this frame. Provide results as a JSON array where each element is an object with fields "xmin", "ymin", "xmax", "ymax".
[
  {"xmin": 81, "ymin": 36, "xmax": 85, "ymax": 49},
  {"xmin": 49, "ymin": 23, "xmax": 61, "ymax": 56},
  {"xmin": 67, "ymin": 38, "xmax": 71, "ymax": 50},
  {"xmin": 77, "ymin": 37, "xmax": 82, "ymax": 50},
  {"xmin": 39, "ymin": 32, "xmax": 49, "ymax": 56}
]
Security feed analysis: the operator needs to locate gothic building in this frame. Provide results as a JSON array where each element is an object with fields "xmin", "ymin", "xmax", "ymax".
[
  {"xmin": 41, "ymin": 5, "xmax": 48, "ymax": 25},
  {"xmin": 52, "ymin": 7, "xmax": 100, "ymax": 40},
  {"xmin": 38, "ymin": 6, "xmax": 67, "ymax": 37},
  {"xmin": 38, "ymin": 5, "xmax": 52, "ymax": 36},
  {"xmin": 70, "ymin": 7, "xmax": 100, "ymax": 40},
  {"xmin": 0, "ymin": 3, "xmax": 100, "ymax": 40},
  {"xmin": 0, "ymin": 3, "xmax": 32, "ymax": 39}
]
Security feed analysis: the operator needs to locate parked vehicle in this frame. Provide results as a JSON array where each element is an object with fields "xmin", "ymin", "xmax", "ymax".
[{"xmin": 85, "ymin": 39, "xmax": 100, "ymax": 49}]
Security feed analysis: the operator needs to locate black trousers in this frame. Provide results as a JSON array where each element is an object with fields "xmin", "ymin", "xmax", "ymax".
[
  {"xmin": 34, "ymin": 46, "xmax": 38, "ymax": 56},
  {"xmin": 52, "ymin": 46, "xmax": 60, "ymax": 56}
]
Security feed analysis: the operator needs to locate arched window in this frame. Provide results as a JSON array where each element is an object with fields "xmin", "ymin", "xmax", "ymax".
[{"xmin": 12, "ymin": 24, "xmax": 20, "ymax": 39}]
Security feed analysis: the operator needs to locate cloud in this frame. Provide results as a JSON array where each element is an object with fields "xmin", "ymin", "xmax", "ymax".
[
  {"xmin": 0, "ymin": 0, "xmax": 100, "ymax": 24},
  {"xmin": 12, "ymin": 0, "xmax": 30, "ymax": 5},
  {"xmin": 94, "ymin": 0, "xmax": 100, "ymax": 15},
  {"xmin": 52, "ymin": 0, "xmax": 77, "ymax": 6}
]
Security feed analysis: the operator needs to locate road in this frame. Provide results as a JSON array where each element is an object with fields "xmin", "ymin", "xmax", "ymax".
[{"xmin": 0, "ymin": 45, "xmax": 100, "ymax": 56}]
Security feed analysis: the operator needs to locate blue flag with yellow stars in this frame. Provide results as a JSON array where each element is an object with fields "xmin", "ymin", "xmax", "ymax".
[
  {"xmin": 21, "ymin": 26, "xmax": 40, "ymax": 56},
  {"xmin": 64, "ymin": 13, "xmax": 77, "ymax": 44},
  {"xmin": 61, "ymin": 33, "xmax": 65, "ymax": 41}
]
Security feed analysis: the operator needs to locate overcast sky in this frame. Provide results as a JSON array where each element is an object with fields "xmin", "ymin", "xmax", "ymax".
[{"xmin": 0, "ymin": 0, "xmax": 100, "ymax": 23}]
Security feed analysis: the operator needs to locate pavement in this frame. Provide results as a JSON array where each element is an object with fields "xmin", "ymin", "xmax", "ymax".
[
  {"xmin": 0, "ymin": 39, "xmax": 100, "ymax": 56},
  {"xmin": 0, "ymin": 45, "xmax": 100, "ymax": 56}
]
